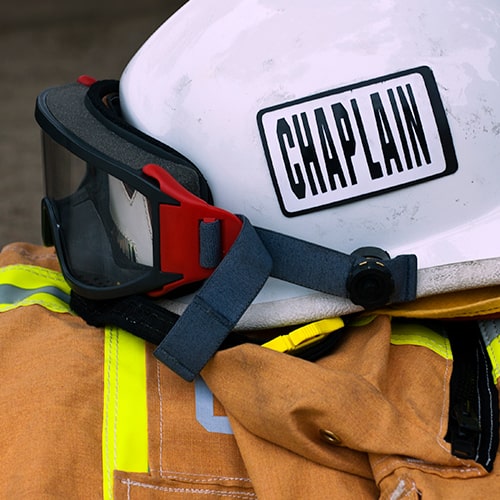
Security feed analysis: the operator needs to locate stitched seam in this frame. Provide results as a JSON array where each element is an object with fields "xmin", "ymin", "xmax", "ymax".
[
  {"xmin": 0, "ymin": 299, "xmax": 72, "ymax": 313},
  {"xmin": 155, "ymin": 346, "xmax": 196, "ymax": 381},
  {"xmin": 373, "ymin": 455, "xmax": 483, "ymax": 478},
  {"xmin": 156, "ymin": 360, "xmax": 165, "ymax": 477},
  {"xmin": 0, "ymin": 264, "xmax": 66, "ymax": 284},
  {"xmin": 478, "ymin": 340, "xmax": 495, "ymax": 468},
  {"xmin": 128, "ymin": 306, "xmax": 173, "ymax": 336},
  {"xmin": 103, "ymin": 329, "xmax": 114, "ymax": 500},
  {"xmin": 403, "ymin": 458, "xmax": 483, "ymax": 475},
  {"xmin": 436, "ymin": 354, "xmax": 452, "ymax": 453},
  {"xmin": 387, "ymin": 305, "xmax": 500, "ymax": 319},
  {"xmin": 147, "ymin": 469, "xmax": 252, "ymax": 484},
  {"xmin": 113, "ymin": 329, "xmax": 120, "ymax": 481},
  {"xmin": 432, "ymin": 306, "xmax": 500, "ymax": 318},
  {"xmin": 120, "ymin": 479, "xmax": 257, "ymax": 498},
  {"xmin": 153, "ymin": 362, "xmax": 251, "ymax": 485}
]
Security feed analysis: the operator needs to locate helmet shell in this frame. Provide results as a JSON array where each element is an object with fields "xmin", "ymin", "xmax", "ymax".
[{"xmin": 120, "ymin": 0, "xmax": 500, "ymax": 327}]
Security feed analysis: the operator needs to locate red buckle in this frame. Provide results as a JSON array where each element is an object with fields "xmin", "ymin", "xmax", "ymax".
[{"xmin": 143, "ymin": 164, "xmax": 243, "ymax": 296}]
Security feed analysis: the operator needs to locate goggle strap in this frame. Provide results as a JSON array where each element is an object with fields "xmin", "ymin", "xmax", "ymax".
[
  {"xmin": 155, "ymin": 220, "xmax": 417, "ymax": 381},
  {"xmin": 258, "ymin": 228, "xmax": 418, "ymax": 306},
  {"xmin": 154, "ymin": 216, "xmax": 273, "ymax": 381},
  {"xmin": 70, "ymin": 291, "xmax": 178, "ymax": 346}
]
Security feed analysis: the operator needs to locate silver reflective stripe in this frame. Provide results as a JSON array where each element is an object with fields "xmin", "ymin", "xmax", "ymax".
[
  {"xmin": 0, "ymin": 283, "xmax": 70, "ymax": 306},
  {"xmin": 194, "ymin": 377, "xmax": 233, "ymax": 435},
  {"xmin": 478, "ymin": 319, "xmax": 500, "ymax": 384},
  {"xmin": 479, "ymin": 319, "xmax": 500, "ymax": 346}
]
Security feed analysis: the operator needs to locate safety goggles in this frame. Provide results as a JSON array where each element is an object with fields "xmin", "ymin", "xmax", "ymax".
[{"xmin": 36, "ymin": 77, "xmax": 243, "ymax": 299}]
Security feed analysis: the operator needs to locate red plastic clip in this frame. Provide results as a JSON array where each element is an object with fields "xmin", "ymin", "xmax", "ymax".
[
  {"xmin": 77, "ymin": 75, "xmax": 97, "ymax": 87},
  {"xmin": 142, "ymin": 164, "xmax": 243, "ymax": 295}
]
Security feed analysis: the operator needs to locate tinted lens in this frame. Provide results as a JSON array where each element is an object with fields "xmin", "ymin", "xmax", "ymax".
[
  {"xmin": 42, "ymin": 132, "xmax": 87, "ymax": 199},
  {"xmin": 43, "ymin": 134, "xmax": 158, "ymax": 296}
]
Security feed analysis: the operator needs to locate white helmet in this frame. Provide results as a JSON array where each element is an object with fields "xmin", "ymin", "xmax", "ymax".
[{"xmin": 118, "ymin": 0, "xmax": 500, "ymax": 329}]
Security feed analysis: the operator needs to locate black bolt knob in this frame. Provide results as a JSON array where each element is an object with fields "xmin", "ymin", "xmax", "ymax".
[{"xmin": 347, "ymin": 247, "xmax": 395, "ymax": 309}]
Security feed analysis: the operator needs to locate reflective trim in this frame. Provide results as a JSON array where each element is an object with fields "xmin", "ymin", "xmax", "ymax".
[
  {"xmin": 390, "ymin": 321, "xmax": 453, "ymax": 360},
  {"xmin": 391, "ymin": 319, "xmax": 500, "ymax": 382},
  {"xmin": 194, "ymin": 377, "xmax": 233, "ymax": 435},
  {"xmin": 102, "ymin": 326, "xmax": 149, "ymax": 500},
  {"xmin": 0, "ymin": 264, "xmax": 150, "ymax": 499},
  {"xmin": 479, "ymin": 320, "xmax": 500, "ymax": 384},
  {"xmin": 0, "ymin": 265, "xmax": 71, "ymax": 313}
]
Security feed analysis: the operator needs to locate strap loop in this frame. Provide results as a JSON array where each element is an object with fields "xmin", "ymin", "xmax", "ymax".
[
  {"xmin": 154, "ymin": 216, "xmax": 273, "ymax": 381},
  {"xmin": 199, "ymin": 218, "xmax": 222, "ymax": 269}
]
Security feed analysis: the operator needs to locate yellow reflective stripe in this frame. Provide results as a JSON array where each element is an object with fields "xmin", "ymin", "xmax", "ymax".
[
  {"xmin": 478, "ymin": 320, "xmax": 500, "ymax": 385},
  {"xmin": 263, "ymin": 317, "xmax": 344, "ymax": 353},
  {"xmin": 102, "ymin": 326, "xmax": 149, "ymax": 500},
  {"xmin": 0, "ymin": 264, "xmax": 150, "ymax": 498},
  {"xmin": 485, "ymin": 339, "xmax": 500, "ymax": 384},
  {"xmin": 390, "ymin": 321, "xmax": 453, "ymax": 360},
  {"xmin": 0, "ymin": 265, "xmax": 71, "ymax": 313}
]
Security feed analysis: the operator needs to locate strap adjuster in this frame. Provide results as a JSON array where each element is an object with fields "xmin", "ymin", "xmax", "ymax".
[
  {"xmin": 143, "ymin": 164, "xmax": 243, "ymax": 296},
  {"xmin": 347, "ymin": 247, "xmax": 395, "ymax": 309}
]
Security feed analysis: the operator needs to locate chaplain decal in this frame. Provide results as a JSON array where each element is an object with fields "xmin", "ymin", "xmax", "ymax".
[{"xmin": 257, "ymin": 66, "xmax": 457, "ymax": 216}]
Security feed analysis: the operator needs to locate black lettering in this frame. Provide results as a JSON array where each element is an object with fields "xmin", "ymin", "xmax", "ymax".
[
  {"xmin": 331, "ymin": 103, "xmax": 358, "ymax": 186},
  {"xmin": 371, "ymin": 92, "xmax": 403, "ymax": 175},
  {"xmin": 350, "ymin": 98, "xmax": 383, "ymax": 179},
  {"xmin": 292, "ymin": 112, "xmax": 327, "ymax": 196},
  {"xmin": 388, "ymin": 88, "xmax": 413, "ymax": 169},
  {"xmin": 398, "ymin": 84, "xmax": 431, "ymax": 166},
  {"xmin": 314, "ymin": 107, "xmax": 348, "ymax": 190},
  {"xmin": 277, "ymin": 118, "xmax": 306, "ymax": 199}
]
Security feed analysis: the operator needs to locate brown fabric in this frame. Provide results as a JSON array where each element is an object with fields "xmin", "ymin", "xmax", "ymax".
[
  {"xmin": 374, "ymin": 285, "xmax": 500, "ymax": 319},
  {"xmin": 225, "ymin": 416, "xmax": 379, "ymax": 500},
  {"xmin": 0, "ymin": 243, "xmax": 104, "ymax": 498},
  {"xmin": 0, "ymin": 242, "xmax": 61, "ymax": 270},
  {"xmin": 112, "ymin": 344, "xmax": 254, "ymax": 499},
  {"xmin": 202, "ymin": 316, "xmax": 498, "ymax": 499},
  {"xmin": 1, "ymin": 243, "xmax": 500, "ymax": 499},
  {"xmin": 0, "ymin": 243, "xmax": 254, "ymax": 499}
]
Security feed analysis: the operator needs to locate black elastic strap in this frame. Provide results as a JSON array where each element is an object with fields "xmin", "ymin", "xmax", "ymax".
[{"xmin": 70, "ymin": 292, "xmax": 177, "ymax": 346}]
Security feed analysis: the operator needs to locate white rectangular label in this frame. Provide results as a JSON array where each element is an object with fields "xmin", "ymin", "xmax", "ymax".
[{"xmin": 257, "ymin": 67, "xmax": 457, "ymax": 216}]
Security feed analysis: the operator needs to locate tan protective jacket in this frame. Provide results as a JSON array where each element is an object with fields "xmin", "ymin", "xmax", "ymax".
[{"xmin": 1, "ymin": 243, "xmax": 499, "ymax": 499}]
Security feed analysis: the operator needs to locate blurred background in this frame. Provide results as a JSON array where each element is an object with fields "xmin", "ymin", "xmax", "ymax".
[{"xmin": 0, "ymin": 0, "xmax": 187, "ymax": 248}]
